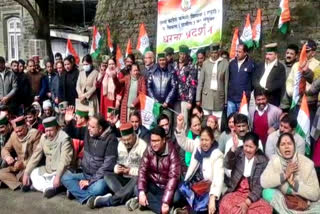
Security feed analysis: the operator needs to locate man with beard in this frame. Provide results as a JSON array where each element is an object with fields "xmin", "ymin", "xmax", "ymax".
[
  {"xmin": 0, "ymin": 116, "xmax": 41, "ymax": 190},
  {"xmin": 252, "ymin": 43, "xmax": 286, "ymax": 106},
  {"xmin": 265, "ymin": 114, "xmax": 305, "ymax": 159},
  {"xmin": 0, "ymin": 115, "xmax": 13, "ymax": 168},
  {"xmin": 249, "ymin": 88, "xmax": 282, "ymax": 145},
  {"xmin": 194, "ymin": 48, "xmax": 206, "ymax": 81},
  {"xmin": 164, "ymin": 47, "xmax": 175, "ymax": 71},
  {"xmin": 11, "ymin": 60, "xmax": 32, "ymax": 114},
  {"xmin": 25, "ymin": 106, "xmax": 45, "ymax": 133},
  {"xmin": 129, "ymin": 111, "xmax": 150, "ymax": 143},
  {"xmin": 22, "ymin": 117, "xmax": 73, "ymax": 198},
  {"xmin": 56, "ymin": 101, "xmax": 68, "ymax": 127},
  {"xmin": 88, "ymin": 123, "xmax": 147, "ymax": 209},
  {"xmin": 26, "ymin": 59, "xmax": 45, "ymax": 102},
  {"xmin": 120, "ymin": 54, "xmax": 135, "ymax": 77}
]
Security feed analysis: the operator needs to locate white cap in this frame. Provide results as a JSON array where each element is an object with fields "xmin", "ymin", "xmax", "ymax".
[{"xmin": 42, "ymin": 100, "xmax": 52, "ymax": 110}]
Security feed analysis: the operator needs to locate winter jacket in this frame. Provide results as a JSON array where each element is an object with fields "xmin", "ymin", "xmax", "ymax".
[
  {"xmin": 227, "ymin": 56, "xmax": 255, "ymax": 103},
  {"xmin": 225, "ymin": 147, "xmax": 268, "ymax": 203},
  {"xmin": 64, "ymin": 122, "xmax": 118, "ymax": 185},
  {"xmin": 174, "ymin": 62, "xmax": 197, "ymax": 103},
  {"xmin": 13, "ymin": 71, "xmax": 32, "ymax": 107},
  {"xmin": 59, "ymin": 68, "xmax": 79, "ymax": 106},
  {"xmin": 51, "ymin": 72, "xmax": 64, "ymax": 102},
  {"xmin": 147, "ymin": 64, "xmax": 177, "ymax": 105},
  {"xmin": 138, "ymin": 142, "xmax": 181, "ymax": 205},
  {"xmin": 0, "ymin": 69, "xmax": 17, "ymax": 106}
]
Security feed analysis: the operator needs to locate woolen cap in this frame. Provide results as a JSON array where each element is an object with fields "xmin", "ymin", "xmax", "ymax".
[
  {"xmin": 0, "ymin": 115, "xmax": 8, "ymax": 126},
  {"xmin": 12, "ymin": 116, "xmax": 26, "ymax": 127},
  {"xmin": 120, "ymin": 123, "xmax": 134, "ymax": 136},
  {"xmin": 43, "ymin": 116, "xmax": 58, "ymax": 128},
  {"xmin": 164, "ymin": 47, "xmax": 174, "ymax": 55},
  {"xmin": 265, "ymin": 43, "xmax": 278, "ymax": 53},
  {"xmin": 43, "ymin": 100, "xmax": 52, "ymax": 110},
  {"xmin": 179, "ymin": 45, "xmax": 190, "ymax": 54}
]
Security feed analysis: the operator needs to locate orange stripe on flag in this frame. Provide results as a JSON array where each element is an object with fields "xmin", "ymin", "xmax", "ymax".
[
  {"xmin": 252, "ymin": 9, "xmax": 261, "ymax": 39},
  {"xmin": 136, "ymin": 23, "xmax": 147, "ymax": 49},
  {"xmin": 229, "ymin": 28, "xmax": 239, "ymax": 59},
  {"xmin": 281, "ymin": 0, "xmax": 291, "ymax": 23},
  {"xmin": 139, "ymin": 93, "xmax": 146, "ymax": 110},
  {"xmin": 126, "ymin": 38, "xmax": 133, "ymax": 57},
  {"xmin": 299, "ymin": 44, "xmax": 307, "ymax": 68},
  {"xmin": 300, "ymin": 94, "xmax": 310, "ymax": 117}
]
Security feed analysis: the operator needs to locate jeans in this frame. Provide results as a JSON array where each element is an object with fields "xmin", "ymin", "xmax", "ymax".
[
  {"xmin": 227, "ymin": 100, "xmax": 240, "ymax": 117},
  {"xmin": 103, "ymin": 173, "xmax": 137, "ymax": 206},
  {"xmin": 61, "ymin": 170, "xmax": 108, "ymax": 204}
]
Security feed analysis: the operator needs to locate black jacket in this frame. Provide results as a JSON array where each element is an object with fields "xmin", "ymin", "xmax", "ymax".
[
  {"xmin": 147, "ymin": 64, "xmax": 177, "ymax": 105},
  {"xmin": 253, "ymin": 61, "xmax": 286, "ymax": 106},
  {"xmin": 137, "ymin": 125, "xmax": 150, "ymax": 143},
  {"xmin": 64, "ymin": 122, "xmax": 118, "ymax": 185},
  {"xmin": 59, "ymin": 68, "xmax": 79, "ymax": 106}
]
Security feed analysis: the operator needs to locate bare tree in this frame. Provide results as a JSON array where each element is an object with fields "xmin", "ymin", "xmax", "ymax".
[{"xmin": 13, "ymin": 0, "xmax": 53, "ymax": 59}]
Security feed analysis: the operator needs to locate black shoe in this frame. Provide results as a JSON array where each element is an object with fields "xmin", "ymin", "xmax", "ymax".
[
  {"xmin": 43, "ymin": 187, "xmax": 57, "ymax": 199},
  {"xmin": 20, "ymin": 185, "xmax": 30, "ymax": 192},
  {"xmin": 66, "ymin": 190, "xmax": 75, "ymax": 200},
  {"xmin": 86, "ymin": 196, "xmax": 96, "ymax": 209}
]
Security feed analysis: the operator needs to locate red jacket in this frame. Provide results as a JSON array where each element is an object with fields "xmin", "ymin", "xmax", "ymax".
[{"xmin": 138, "ymin": 142, "xmax": 181, "ymax": 205}]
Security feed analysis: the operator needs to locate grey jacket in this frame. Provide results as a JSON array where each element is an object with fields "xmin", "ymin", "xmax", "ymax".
[
  {"xmin": 248, "ymin": 103, "xmax": 282, "ymax": 130},
  {"xmin": 0, "ymin": 69, "xmax": 17, "ymax": 101},
  {"xmin": 196, "ymin": 58, "xmax": 229, "ymax": 111}
]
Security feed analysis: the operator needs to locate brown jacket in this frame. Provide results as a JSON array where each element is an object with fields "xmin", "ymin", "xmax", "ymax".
[
  {"xmin": 120, "ymin": 75, "xmax": 147, "ymax": 124},
  {"xmin": 1, "ymin": 128, "xmax": 41, "ymax": 168}
]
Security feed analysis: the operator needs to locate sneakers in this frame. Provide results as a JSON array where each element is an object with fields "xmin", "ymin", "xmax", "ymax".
[
  {"xmin": 66, "ymin": 190, "xmax": 75, "ymax": 200},
  {"xmin": 43, "ymin": 187, "xmax": 57, "ymax": 199},
  {"xmin": 173, "ymin": 207, "xmax": 189, "ymax": 214},
  {"xmin": 86, "ymin": 196, "xmax": 96, "ymax": 209},
  {"xmin": 93, "ymin": 193, "xmax": 112, "ymax": 208},
  {"xmin": 126, "ymin": 197, "xmax": 139, "ymax": 211}
]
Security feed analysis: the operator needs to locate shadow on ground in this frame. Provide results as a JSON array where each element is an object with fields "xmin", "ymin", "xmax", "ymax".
[{"xmin": 0, "ymin": 188, "xmax": 154, "ymax": 214}]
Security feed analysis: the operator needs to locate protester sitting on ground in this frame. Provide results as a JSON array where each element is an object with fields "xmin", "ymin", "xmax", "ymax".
[
  {"xmin": 218, "ymin": 112, "xmax": 235, "ymax": 153},
  {"xmin": 265, "ymin": 114, "xmax": 305, "ymax": 159},
  {"xmin": 206, "ymin": 115, "xmax": 221, "ymax": 141},
  {"xmin": 261, "ymin": 133, "xmax": 320, "ymax": 213},
  {"xmin": 0, "ymin": 116, "xmax": 41, "ymax": 190},
  {"xmin": 88, "ymin": 123, "xmax": 147, "ymax": 209},
  {"xmin": 0, "ymin": 115, "xmax": 13, "ymax": 168},
  {"xmin": 177, "ymin": 127, "xmax": 224, "ymax": 214},
  {"xmin": 129, "ymin": 111, "xmax": 150, "ymax": 143},
  {"xmin": 25, "ymin": 106, "xmax": 45, "ymax": 133},
  {"xmin": 42, "ymin": 100, "xmax": 55, "ymax": 119},
  {"xmin": 61, "ymin": 108, "xmax": 118, "ymax": 205},
  {"xmin": 56, "ymin": 101, "xmax": 68, "ymax": 127},
  {"xmin": 23, "ymin": 117, "xmax": 73, "ymax": 198},
  {"xmin": 191, "ymin": 105, "xmax": 206, "ymax": 128},
  {"xmin": 220, "ymin": 132, "xmax": 272, "ymax": 214},
  {"xmin": 136, "ymin": 126, "xmax": 181, "ymax": 214}
]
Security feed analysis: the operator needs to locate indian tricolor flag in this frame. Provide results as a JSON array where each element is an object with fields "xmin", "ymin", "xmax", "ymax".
[
  {"xmin": 116, "ymin": 45, "xmax": 125, "ymax": 69},
  {"xmin": 107, "ymin": 25, "xmax": 114, "ymax": 53},
  {"xmin": 90, "ymin": 26, "xmax": 103, "ymax": 59},
  {"xmin": 291, "ymin": 44, "xmax": 307, "ymax": 109},
  {"xmin": 296, "ymin": 95, "xmax": 311, "ymax": 156},
  {"xmin": 240, "ymin": 14, "xmax": 254, "ymax": 49},
  {"xmin": 252, "ymin": 9, "xmax": 262, "ymax": 48},
  {"xmin": 136, "ymin": 23, "xmax": 150, "ymax": 56},
  {"xmin": 66, "ymin": 38, "xmax": 80, "ymax": 64},
  {"xmin": 139, "ymin": 93, "xmax": 161, "ymax": 129},
  {"xmin": 239, "ymin": 91, "xmax": 249, "ymax": 116},
  {"xmin": 229, "ymin": 27, "xmax": 239, "ymax": 59},
  {"xmin": 278, "ymin": 0, "xmax": 291, "ymax": 34},
  {"xmin": 126, "ymin": 38, "xmax": 133, "ymax": 57}
]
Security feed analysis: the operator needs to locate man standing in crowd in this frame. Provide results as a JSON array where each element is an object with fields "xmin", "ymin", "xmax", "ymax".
[
  {"xmin": 26, "ymin": 59, "xmax": 45, "ymax": 102},
  {"xmin": 194, "ymin": 48, "xmax": 206, "ymax": 81},
  {"xmin": 0, "ymin": 56, "xmax": 18, "ymax": 112},
  {"xmin": 286, "ymin": 39, "xmax": 320, "ymax": 121},
  {"xmin": 0, "ymin": 116, "xmax": 41, "ymax": 190},
  {"xmin": 196, "ymin": 44, "xmax": 229, "ymax": 122},
  {"xmin": 164, "ymin": 47, "xmax": 175, "ymax": 71},
  {"xmin": 249, "ymin": 88, "xmax": 282, "ymax": 145},
  {"xmin": 61, "ymin": 109, "xmax": 118, "ymax": 205},
  {"xmin": 265, "ymin": 114, "xmax": 305, "ymax": 158},
  {"xmin": 142, "ymin": 51, "xmax": 157, "ymax": 78},
  {"xmin": 44, "ymin": 60, "xmax": 56, "ymax": 102},
  {"xmin": 227, "ymin": 44, "xmax": 255, "ymax": 116},
  {"xmin": 253, "ymin": 43, "xmax": 286, "ymax": 107},
  {"xmin": 137, "ymin": 126, "xmax": 181, "ymax": 214},
  {"xmin": 0, "ymin": 115, "xmax": 13, "ymax": 168},
  {"xmin": 174, "ymin": 45, "xmax": 197, "ymax": 126},
  {"xmin": 23, "ymin": 117, "xmax": 73, "ymax": 198},
  {"xmin": 88, "ymin": 123, "xmax": 147, "ymax": 209}
]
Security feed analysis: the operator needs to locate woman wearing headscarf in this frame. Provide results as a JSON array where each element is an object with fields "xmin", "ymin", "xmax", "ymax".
[
  {"xmin": 261, "ymin": 133, "xmax": 320, "ymax": 213},
  {"xmin": 96, "ymin": 58, "xmax": 121, "ymax": 120},
  {"xmin": 76, "ymin": 54, "xmax": 99, "ymax": 115},
  {"xmin": 175, "ymin": 127, "xmax": 224, "ymax": 214},
  {"xmin": 219, "ymin": 132, "xmax": 272, "ymax": 214}
]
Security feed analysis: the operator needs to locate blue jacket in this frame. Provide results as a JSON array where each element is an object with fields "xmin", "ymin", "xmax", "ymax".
[
  {"xmin": 227, "ymin": 56, "xmax": 255, "ymax": 102},
  {"xmin": 147, "ymin": 64, "xmax": 177, "ymax": 105}
]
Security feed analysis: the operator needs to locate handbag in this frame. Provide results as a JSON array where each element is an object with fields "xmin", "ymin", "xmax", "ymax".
[
  {"xmin": 191, "ymin": 180, "xmax": 212, "ymax": 196},
  {"xmin": 284, "ymin": 195, "xmax": 309, "ymax": 211}
]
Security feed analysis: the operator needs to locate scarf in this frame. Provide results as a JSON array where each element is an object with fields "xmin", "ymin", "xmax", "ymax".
[
  {"xmin": 194, "ymin": 141, "xmax": 218, "ymax": 164},
  {"xmin": 102, "ymin": 68, "xmax": 117, "ymax": 100},
  {"xmin": 209, "ymin": 57, "xmax": 223, "ymax": 90},
  {"xmin": 260, "ymin": 59, "xmax": 277, "ymax": 88},
  {"xmin": 276, "ymin": 146, "xmax": 299, "ymax": 176}
]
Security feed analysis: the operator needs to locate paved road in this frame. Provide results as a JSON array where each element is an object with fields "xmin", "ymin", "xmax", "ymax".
[{"xmin": 0, "ymin": 188, "xmax": 154, "ymax": 214}]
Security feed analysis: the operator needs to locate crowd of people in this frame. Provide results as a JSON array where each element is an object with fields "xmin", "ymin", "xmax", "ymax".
[{"xmin": 0, "ymin": 39, "xmax": 319, "ymax": 214}]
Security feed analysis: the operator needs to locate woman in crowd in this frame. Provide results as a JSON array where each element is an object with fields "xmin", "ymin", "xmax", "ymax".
[
  {"xmin": 96, "ymin": 58, "xmax": 121, "ymax": 120},
  {"xmin": 119, "ymin": 64, "xmax": 146, "ymax": 124},
  {"xmin": 184, "ymin": 114, "xmax": 201, "ymax": 167},
  {"xmin": 176, "ymin": 126, "xmax": 224, "ymax": 214},
  {"xmin": 261, "ymin": 133, "xmax": 320, "ymax": 213},
  {"xmin": 218, "ymin": 112, "xmax": 235, "ymax": 153},
  {"xmin": 60, "ymin": 55, "xmax": 79, "ymax": 106},
  {"xmin": 219, "ymin": 132, "xmax": 272, "ymax": 214},
  {"xmin": 76, "ymin": 54, "xmax": 99, "ymax": 115},
  {"xmin": 206, "ymin": 115, "xmax": 220, "ymax": 141}
]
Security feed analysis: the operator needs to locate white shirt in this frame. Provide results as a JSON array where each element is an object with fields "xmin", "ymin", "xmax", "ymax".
[
  {"xmin": 237, "ymin": 57, "xmax": 247, "ymax": 70},
  {"xmin": 243, "ymin": 157, "xmax": 255, "ymax": 177},
  {"xmin": 259, "ymin": 59, "xmax": 277, "ymax": 88},
  {"xmin": 255, "ymin": 104, "xmax": 268, "ymax": 116}
]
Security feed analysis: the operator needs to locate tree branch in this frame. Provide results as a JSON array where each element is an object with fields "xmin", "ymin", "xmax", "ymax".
[{"xmin": 13, "ymin": 0, "xmax": 40, "ymax": 27}]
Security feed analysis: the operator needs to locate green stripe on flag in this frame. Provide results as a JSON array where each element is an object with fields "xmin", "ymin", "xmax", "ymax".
[
  {"xmin": 151, "ymin": 102, "xmax": 162, "ymax": 129},
  {"xmin": 296, "ymin": 124, "xmax": 311, "ymax": 157},
  {"xmin": 279, "ymin": 23, "xmax": 288, "ymax": 34}
]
